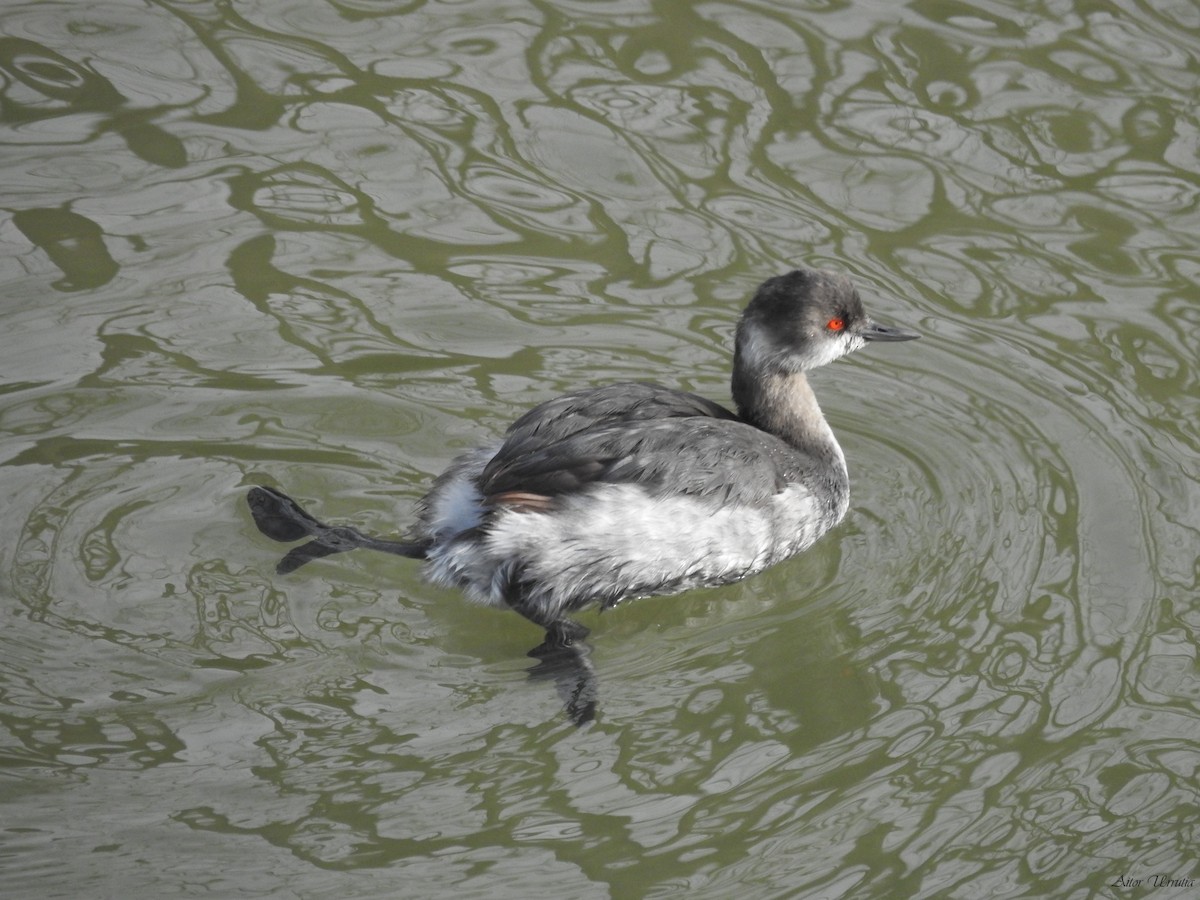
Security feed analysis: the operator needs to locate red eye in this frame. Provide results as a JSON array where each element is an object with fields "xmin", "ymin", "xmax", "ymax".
[{"xmin": 826, "ymin": 317, "xmax": 846, "ymax": 332}]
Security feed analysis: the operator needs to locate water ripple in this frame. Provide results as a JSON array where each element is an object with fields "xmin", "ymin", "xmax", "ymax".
[{"xmin": 3, "ymin": 0, "xmax": 1200, "ymax": 895}]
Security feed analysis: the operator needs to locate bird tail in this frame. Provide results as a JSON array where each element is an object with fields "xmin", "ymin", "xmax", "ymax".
[{"xmin": 247, "ymin": 486, "xmax": 429, "ymax": 574}]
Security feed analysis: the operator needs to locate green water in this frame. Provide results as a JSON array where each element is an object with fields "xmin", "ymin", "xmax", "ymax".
[{"xmin": 2, "ymin": 0, "xmax": 1198, "ymax": 897}]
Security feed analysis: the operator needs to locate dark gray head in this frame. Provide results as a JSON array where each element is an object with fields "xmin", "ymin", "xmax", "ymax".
[{"xmin": 734, "ymin": 268, "xmax": 919, "ymax": 377}]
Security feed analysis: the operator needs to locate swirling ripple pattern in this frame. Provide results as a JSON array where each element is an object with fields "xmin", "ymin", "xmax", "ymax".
[{"xmin": 1, "ymin": 0, "xmax": 1198, "ymax": 896}]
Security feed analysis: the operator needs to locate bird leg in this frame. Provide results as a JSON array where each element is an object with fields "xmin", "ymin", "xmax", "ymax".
[
  {"xmin": 247, "ymin": 486, "xmax": 429, "ymax": 574},
  {"xmin": 500, "ymin": 571, "xmax": 590, "ymax": 646},
  {"xmin": 501, "ymin": 572, "xmax": 597, "ymax": 725},
  {"xmin": 526, "ymin": 639, "xmax": 597, "ymax": 727}
]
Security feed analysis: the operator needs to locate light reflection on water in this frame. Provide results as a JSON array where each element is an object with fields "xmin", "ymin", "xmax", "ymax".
[{"xmin": 2, "ymin": 0, "xmax": 1198, "ymax": 896}]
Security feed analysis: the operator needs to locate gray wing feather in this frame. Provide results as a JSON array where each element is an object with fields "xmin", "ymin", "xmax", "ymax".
[
  {"xmin": 499, "ymin": 382, "xmax": 738, "ymax": 447},
  {"xmin": 481, "ymin": 411, "xmax": 806, "ymax": 507}
]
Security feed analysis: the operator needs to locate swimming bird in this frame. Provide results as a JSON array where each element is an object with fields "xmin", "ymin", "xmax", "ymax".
[{"xmin": 248, "ymin": 268, "xmax": 918, "ymax": 718}]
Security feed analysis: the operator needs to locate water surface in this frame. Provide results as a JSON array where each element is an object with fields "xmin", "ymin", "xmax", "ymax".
[{"xmin": 2, "ymin": 0, "xmax": 1199, "ymax": 897}]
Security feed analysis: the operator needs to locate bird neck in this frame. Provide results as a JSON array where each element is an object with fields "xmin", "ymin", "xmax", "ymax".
[{"xmin": 733, "ymin": 368, "xmax": 847, "ymax": 476}]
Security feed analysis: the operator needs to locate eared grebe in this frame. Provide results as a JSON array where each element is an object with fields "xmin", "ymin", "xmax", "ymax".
[{"xmin": 248, "ymin": 268, "xmax": 918, "ymax": 715}]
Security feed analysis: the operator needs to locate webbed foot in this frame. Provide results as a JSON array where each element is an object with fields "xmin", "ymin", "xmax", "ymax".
[
  {"xmin": 527, "ymin": 628, "xmax": 597, "ymax": 727},
  {"xmin": 247, "ymin": 486, "xmax": 428, "ymax": 573}
]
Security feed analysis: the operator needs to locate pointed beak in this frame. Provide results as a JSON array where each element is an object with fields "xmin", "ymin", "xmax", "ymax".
[{"xmin": 860, "ymin": 319, "xmax": 920, "ymax": 342}]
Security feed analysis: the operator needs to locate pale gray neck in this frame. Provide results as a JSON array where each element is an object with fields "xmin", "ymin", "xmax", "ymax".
[{"xmin": 735, "ymin": 370, "xmax": 847, "ymax": 475}]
